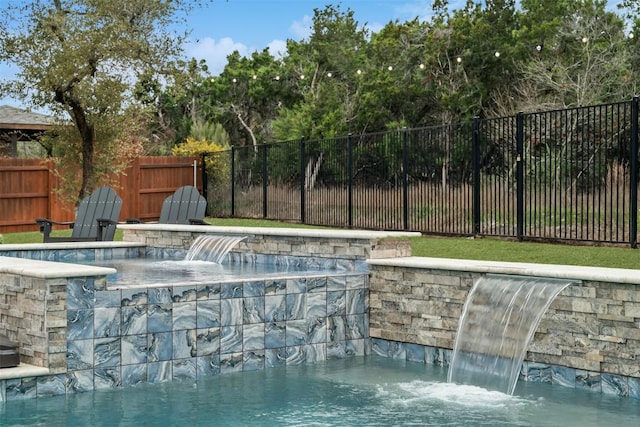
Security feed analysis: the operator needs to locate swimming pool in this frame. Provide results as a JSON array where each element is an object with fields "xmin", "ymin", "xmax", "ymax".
[{"xmin": 1, "ymin": 356, "xmax": 638, "ymax": 426}]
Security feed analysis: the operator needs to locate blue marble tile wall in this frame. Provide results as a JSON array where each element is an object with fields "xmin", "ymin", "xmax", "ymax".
[
  {"xmin": 370, "ymin": 338, "xmax": 640, "ymax": 400},
  {"xmin": 62, "ymin": 271, "xmax": 369, "ymax": 394},
  {"xmin": 0, "ymin": 246, "xmax": 144, "ymax": 262}
]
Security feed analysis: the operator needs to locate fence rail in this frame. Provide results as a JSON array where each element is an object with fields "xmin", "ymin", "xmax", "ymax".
[
  {"xmin": 0, "ymin": 156, "xmax": 200, "ymax": 233},
  {"xmin": 204, "ymin": 98, "xmax": 640, "ymax": 247}
]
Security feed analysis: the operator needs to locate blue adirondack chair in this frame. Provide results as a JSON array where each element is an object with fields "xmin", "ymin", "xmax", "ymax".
[
  {"xmin": 127, "ymin": 185, "xmax": 207, "ymax": 225},
  {"xmin": 159, "ymin": 185, "xmax": 208, "ymax": 225},
  {"xmin": 35, "ymin": 186, "xmax": 122, "ymax": 242}
]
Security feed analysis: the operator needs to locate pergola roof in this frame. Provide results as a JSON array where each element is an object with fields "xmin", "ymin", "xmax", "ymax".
[{"xmin": 0, "ymin": 105, "xmax": 54, "ymax": 132}]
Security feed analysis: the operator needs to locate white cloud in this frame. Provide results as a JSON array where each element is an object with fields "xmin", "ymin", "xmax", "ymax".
[
  {"xmin": 267, "ymin": 40, "xmax": 288, "ymax": 59},
  {"xmin": 186, "ymin": 37, "xmax": 249, "ymax": 75},
  {"xmin": 290, "ymin": 15, "xmax": 313, "ymax": 40}
]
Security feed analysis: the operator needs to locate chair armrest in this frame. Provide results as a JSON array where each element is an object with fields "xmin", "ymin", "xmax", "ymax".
[
  {"xmin": 35, "ymin": 218, "xmax": 76, "ymax": 241},
  {"xmin": 35, "ymin": 218, "xmax": 75, "ymax": 227},
  {"xmin": 189, "ymin": 218, "xmax": 209, "ymax": 225}
]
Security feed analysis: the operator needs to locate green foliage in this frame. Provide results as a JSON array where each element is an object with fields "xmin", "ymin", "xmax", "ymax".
[
  {"xmin": 190, "ymin": 121, "xmax": 231, "ymax": 148},
  {"xmin": 0, "ymin": 0, "xmax": 210, "ymax": 201},
  {"xmin": 172, "ymin": 137, "xmax": 230, "ymax": 188}
]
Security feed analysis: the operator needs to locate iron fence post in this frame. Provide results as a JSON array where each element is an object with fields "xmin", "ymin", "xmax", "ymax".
[
  {"xmin": 300, "ymin": 137, "xmax": 306, "ymax": 224},
  {"xmin": 348, "ymin": 133, "xmax": 353, "ymax": 228},
  {"xmin": 631, "ymin": 97, "xmax": 639, "ymax": 248},
  {"xmin": 201, "ymin": 153, "xmax": 208, "ymax": 216},
  {"xmin": 516, "ymin": 112, "xmax": 524, "ymax": 241},
  {"xmin": 472, "ymin": 117, "xmax": 481, "ymax": 234},
  {"xmin": 262, "ymin": 143, "xmax": 268, "ymax": 218},
  {"xmin": 231, "ymin": 146, "xmax": 236, "ymax": 217},
  {"xmin": 402, "ymin": 127, "xmax": 409, "ymax": 230}
]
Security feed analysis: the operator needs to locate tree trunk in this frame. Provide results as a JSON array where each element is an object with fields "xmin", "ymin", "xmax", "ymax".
[{"xmin": 67, "ymin": 99, "xmax": 94, "ymax": 200}]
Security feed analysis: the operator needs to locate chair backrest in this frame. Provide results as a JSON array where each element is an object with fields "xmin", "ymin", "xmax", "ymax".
[
  {"xmin": 159, "ymin": 185, "xmax": 206, "ymax": 224},
  {"xmin": 71, "ymin": 186, "xmax": 123, "ymax": 240}
]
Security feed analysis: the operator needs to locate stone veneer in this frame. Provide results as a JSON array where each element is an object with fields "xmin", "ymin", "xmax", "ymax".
[
  {"xmin": 367, "ymin": 257, "xmax": 640, "ymax": 399},
  {"xmin": 118, "ymin": 224, "xmax": 415, "ymax": 260}
]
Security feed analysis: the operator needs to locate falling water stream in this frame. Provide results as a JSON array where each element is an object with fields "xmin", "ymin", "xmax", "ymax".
[
  {"xmin": 447, "ymin": 274, "xmax": 580, "ymax": 395},
  {"xmin": 185, "ymin": 234, "xmax": 248, "ymax": 263}
]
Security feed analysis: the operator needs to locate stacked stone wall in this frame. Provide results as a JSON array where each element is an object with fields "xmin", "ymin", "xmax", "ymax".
[
  {"xmin": 122, "ymin": 228, "xmax": 411, "ymax": 260},
  {"xmin": 0, "ymin": 274, "xmax": 68, "ymax": 371},
  {"xmin": 369, "ymin": 264, "xmax": 640, "ymax": 381}
]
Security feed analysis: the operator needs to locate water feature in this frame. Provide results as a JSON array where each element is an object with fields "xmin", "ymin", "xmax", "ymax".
[
  {"xmin": 185, "ymin": 234, "xmax": 248, "ymax": 263},
  {"xmin": 448, "ymin": 274, "xmax": 579, "ymax": 395}
]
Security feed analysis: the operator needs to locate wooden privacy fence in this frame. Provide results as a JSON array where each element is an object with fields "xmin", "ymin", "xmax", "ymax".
[{"xmin": 0, "ymin": 156, "xmax": 201, "ymax": 234}]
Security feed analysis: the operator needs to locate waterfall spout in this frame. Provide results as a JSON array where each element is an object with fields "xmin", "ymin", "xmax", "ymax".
[
  {"xmin": 447, "ymin": 274, "xmax": 579, "ymax": 395},
  {"xmin": 185, "ymin": 235, "xmax": 247, "ymax": 264}
]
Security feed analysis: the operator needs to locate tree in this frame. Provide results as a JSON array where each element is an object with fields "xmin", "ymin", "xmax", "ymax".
[
  {"xmin": 274, "ymin": 5, "xmax": 370, "ymax": 140},
  {"xmin": 0, "ymin": 0, "xmax": 209, "ymax": 200},
  {"xmin": 508, "ymin": 1, "xmax": 634, "ymax": 111}
]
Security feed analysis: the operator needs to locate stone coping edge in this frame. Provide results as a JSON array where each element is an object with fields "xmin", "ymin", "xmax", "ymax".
[
  {"xmin": 0, "ymin": 363, "xmax": 50, "ymax": 380},
  {"xmin": 367, "ymin": 256, "xmax": 640, "ymax": 285},
  {"xmin": 0, "ymin": 241, "xmax": 144, "ymax": 251},
  {"xmin": 0, "ymin": 256, "xmax": 116, "ymax": 279},
  {"xmin": 117, "ymin": 223, "xmax": 422, "ymax": 240}
]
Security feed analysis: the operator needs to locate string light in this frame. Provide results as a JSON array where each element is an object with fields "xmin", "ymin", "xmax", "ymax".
[{"xmin": 207, "ymin": 41, "xmax": 602, "ymax": 85}]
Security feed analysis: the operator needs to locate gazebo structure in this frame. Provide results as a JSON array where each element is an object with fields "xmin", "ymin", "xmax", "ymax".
[{"xmin": 0, "ymin": 105, "xmax": 53, "ymax": 157}]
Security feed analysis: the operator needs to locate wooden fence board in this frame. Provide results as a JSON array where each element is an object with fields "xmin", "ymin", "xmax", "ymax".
[{"xmin": 0, "ymin": 156, "xmax": 201, "ymax": 233}]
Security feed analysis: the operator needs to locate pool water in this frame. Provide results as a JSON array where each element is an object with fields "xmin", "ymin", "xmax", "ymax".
[
  {"xmin": 86, "ymin": 257, "xmax": 337, "ymax": 288},
  {"xmin": 2, "ymin": 357, "xmax": 638, "ymax": 426}
]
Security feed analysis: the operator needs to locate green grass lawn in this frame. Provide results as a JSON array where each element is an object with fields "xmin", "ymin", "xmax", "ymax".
[{"xmin": 2, "ymin": 218, "xmax": 639, "ymax": 270}]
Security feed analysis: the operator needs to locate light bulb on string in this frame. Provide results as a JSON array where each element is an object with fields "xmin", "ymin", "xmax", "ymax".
[
  {"xmin": 327, "ymin": 72, "xmax": 332, "ymax": 77},
  {"xmin": 456, "ymin": 56, "xmax": 462, "ymax": 63},
  {"xmin": 252, "ymin": 75, "xmax": 257, "ymax": 80},
  {"xmin": 494, "ymin": 51, "xmax": 500, "ymax": 58},
  {"xmin": 356, "ymin": 69, "xmax": 362, "ymax": 75},
  {"xmin": 388, "ymin": 66, "xmax": 393, "ymax": 71},
  {"xmin": 419, "ymin": 63, "xmax": 425, "ymax": 69}
]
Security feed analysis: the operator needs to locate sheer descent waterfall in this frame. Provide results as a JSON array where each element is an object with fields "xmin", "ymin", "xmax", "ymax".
[
  {"xmin": 185, "ymin": 235, "xmax": 248, "ymax": 264},
  {"xmin": 447, "ymin": 274, "xmax": 579, "ymax": 395}
]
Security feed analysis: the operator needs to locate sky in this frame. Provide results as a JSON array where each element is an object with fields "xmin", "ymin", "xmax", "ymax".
[
  {"xmin": 184, "ymin": 0, "xmax": 440, "ymax": 75},
  {"xmin": 0, "ymin": 0, "xmax": 442, "ymax": 109}
]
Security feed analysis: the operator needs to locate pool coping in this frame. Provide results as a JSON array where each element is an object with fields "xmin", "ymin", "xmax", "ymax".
[
  {"xmin": 116, "ymin": 223, "xmax": 422, "ymax": 240},
  {"xmin": 0, "ymin": 256, "xmax": 117, "ymax": 278},
  {"xmin": 0, "ymin": 364, "xmax": 49, "ymax": 380},
  {"xmin": 368, "ymin": 256, "xmax": 640, "ymax": 285}
]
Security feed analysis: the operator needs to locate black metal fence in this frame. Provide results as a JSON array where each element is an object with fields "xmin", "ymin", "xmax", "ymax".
[{"xmin": 203, "ymin": 98, "xmax": 640, "ymax": 247}]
